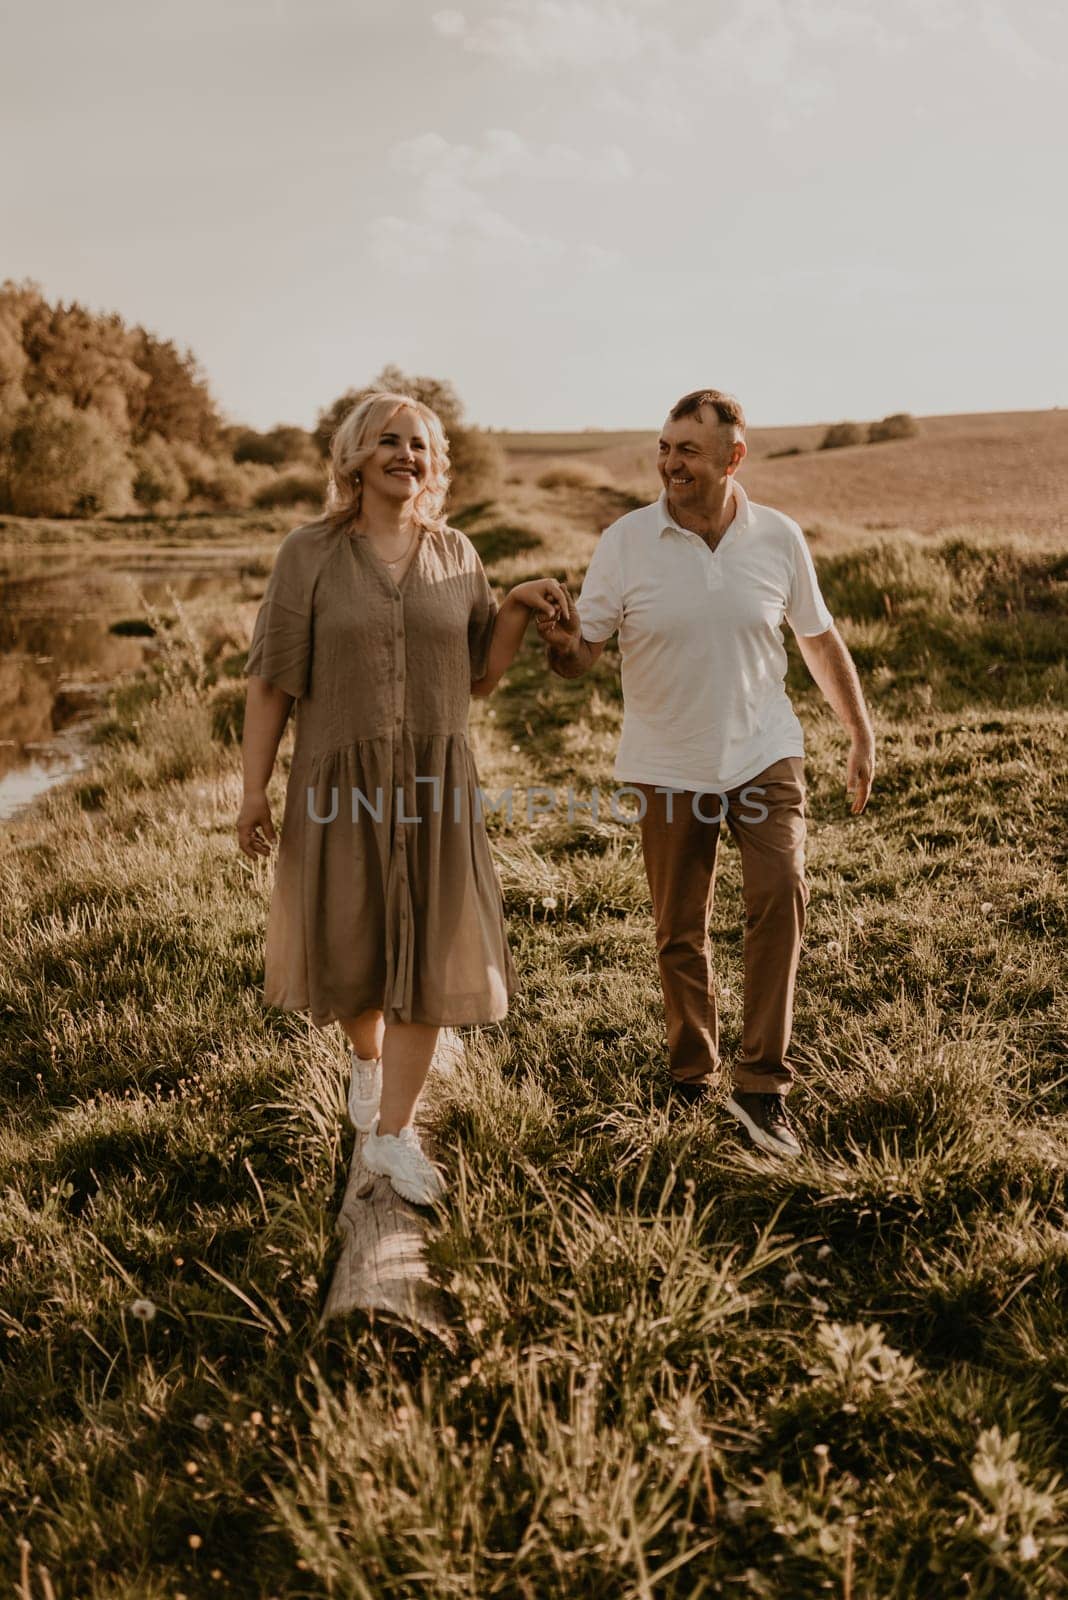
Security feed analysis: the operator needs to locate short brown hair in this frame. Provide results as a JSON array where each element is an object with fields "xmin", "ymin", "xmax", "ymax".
[{"xmin": 669, "ymin": 389, "xmax": 746, "ymax": 431}]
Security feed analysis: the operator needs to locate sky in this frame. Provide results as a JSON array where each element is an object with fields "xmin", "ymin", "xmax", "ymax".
[{"xmin": 3, "ymin": 0, "xmax": 1066, "ymax": 432}]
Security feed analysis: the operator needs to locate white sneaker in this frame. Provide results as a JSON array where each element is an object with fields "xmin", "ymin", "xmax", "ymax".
[
  {"xmin": 361, "ymin": 1117, "xmax": 446, "ymax": 1207},
  {"xmin": 347, "ymin": 1049, "xmax": 382, "ymax": 1133}
]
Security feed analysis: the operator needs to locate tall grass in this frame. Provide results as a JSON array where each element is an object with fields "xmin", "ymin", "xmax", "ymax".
[{"xmin": 1, "ymin": 522, "xmax": 1066, "ymax": 1596}]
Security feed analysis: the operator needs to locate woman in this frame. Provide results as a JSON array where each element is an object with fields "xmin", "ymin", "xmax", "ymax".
[{"xmin": 237, "ymin": 391, "xmax": 569, "ymax": 1206}]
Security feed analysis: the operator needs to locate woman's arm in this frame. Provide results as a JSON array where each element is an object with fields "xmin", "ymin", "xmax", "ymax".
[
  {"xmin": 471, "ymin": 579, "xmax": 571, "ymax": 697},
  {"xmin": 237, "ymin": 678, "xmax": 295, "ymax": 856}
]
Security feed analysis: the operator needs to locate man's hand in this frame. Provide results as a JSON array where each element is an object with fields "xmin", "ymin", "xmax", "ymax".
[
  {"xmin": 846, "ymin": 736, "xmax": 875, "ymax": 815},
  {"xmin": 535, "ymin": 589, "xmax": 581, "ymax": 653}
]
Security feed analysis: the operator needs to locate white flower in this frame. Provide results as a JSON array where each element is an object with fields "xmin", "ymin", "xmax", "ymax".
[
  {"xmin": 1019, "ymin": 1533, "xmax": 1039, "ymax": 1562},
  {"xmin": 783, "ymin": 1271, "xmax": 805, "ymax": 1290},
  {"xmin": 816, "ymin": 1244, "xmax": 833, "ymax": 1260},
  {"xmin": 541, "ymin": 895, "xmax": 558, "ymax": 910},
  {"xmin": 130, "ymin": 1298, "xmax": 157, "ymax": 1322},
  {"xmin": 980, "ymin": 901, "xmax": 994, "ymax": 914},
  {"xmin": 192, "ymin": 1414, "xmax": 212, "ymax": 1432},
  {"xmin": 826, "ymin": 940, "xmax": 842, "ymax": 957}
]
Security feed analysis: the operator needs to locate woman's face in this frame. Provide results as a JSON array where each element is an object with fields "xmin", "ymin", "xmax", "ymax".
[{"xmin": 361, "ymin": 406, "xmax": 432, "ymax": 507}]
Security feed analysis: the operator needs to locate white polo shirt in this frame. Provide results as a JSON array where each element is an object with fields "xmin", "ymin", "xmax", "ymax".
[{"xmin": 576, "ymin": 480, "xmax": 834, "ymax": 793}]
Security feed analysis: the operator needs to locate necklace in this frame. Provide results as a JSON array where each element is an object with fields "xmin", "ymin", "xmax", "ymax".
[{"xmin": 364, "ymin": 527, "xmax": 420, "ymax": 566}]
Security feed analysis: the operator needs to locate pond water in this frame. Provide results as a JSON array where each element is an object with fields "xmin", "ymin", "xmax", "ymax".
[{"xmin": 0, "ymin": 551, "xmax": 259, "ymax": 822}]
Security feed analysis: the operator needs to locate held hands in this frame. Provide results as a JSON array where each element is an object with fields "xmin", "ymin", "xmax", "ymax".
[
  {"xmin": 237, "ymin": 792, "xmax": 277, "ymax": 858},
  {"xmin": 517, "ymin": 579, "xmax": 580, "ymax": 652},
  {"xmin": 508, "ymin": 578, "xmax": 572, "ymax": 631}
]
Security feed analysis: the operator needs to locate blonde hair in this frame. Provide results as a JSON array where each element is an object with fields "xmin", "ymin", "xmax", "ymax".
[{"xmin": 322, "ymin": 391, "xmax": 451, "ymax": 533}]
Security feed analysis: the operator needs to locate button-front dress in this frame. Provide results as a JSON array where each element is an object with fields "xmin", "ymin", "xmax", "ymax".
[{"xmin": 245, "ymin": 516, "xmax": 520, "ymax": 1028}]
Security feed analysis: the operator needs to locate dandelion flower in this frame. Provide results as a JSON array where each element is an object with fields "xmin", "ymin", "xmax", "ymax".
[
  {"xmin": 192, "ymin": 1414, "xmax": 212, "ymax": 1432},
  {"xmin": 130, "ymin": 1298, "xmax": 157, "ymax": 1322},
  {"xmin": 980, "ymin": 901, "xmax": 994, "ymax": 914},
  {"xmin": 783, "ymin": 1271, "xmax": 805, "ymax": 1290},
  {"xmin": 541, "ymin": 895, "xmax": 558, "ymax": 910}
]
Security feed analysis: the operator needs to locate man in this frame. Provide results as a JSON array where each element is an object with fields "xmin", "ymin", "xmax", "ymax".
[{"xmin": 538, "ymin": 389, "xmax": 874, "ymax": 1158}]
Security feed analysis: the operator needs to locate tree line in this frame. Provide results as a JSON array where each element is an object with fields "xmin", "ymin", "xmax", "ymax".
[{"xmin": 0, "ymin": 280, "xmax": 501, "ymax": 518}]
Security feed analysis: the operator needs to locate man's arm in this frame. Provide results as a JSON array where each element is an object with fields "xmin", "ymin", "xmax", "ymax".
[
  {"xmin": 795, "ymin": 623, "xmax": 876, "ymax": 814},
  {"xmin": 546, "ymin": 634, "xmax": 606, "ymax": 679},
  {"xmin": 537, "ymin": 604, "xmax": 607, "ymax": 679}
]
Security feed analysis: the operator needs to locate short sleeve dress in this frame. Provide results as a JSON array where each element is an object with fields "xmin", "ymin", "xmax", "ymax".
[{"xmin": 245, "ymin": 516, "xmax": 520, "ymax": 1028}]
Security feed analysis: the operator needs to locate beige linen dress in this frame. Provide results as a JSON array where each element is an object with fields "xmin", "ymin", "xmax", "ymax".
[{"xmin": 245, "ymin": 516, "xmax": 520, "ymax": 1028}]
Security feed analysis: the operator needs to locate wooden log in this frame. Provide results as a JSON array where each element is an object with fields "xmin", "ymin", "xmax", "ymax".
[{"xmin": 318, "ymin": 1028, "xmax": 464, "ymax": 1343}]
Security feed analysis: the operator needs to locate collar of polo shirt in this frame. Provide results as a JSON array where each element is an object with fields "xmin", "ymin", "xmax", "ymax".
[{"xmin": 658, "ymin": 479, "xmax": 752, "ymax": 540}]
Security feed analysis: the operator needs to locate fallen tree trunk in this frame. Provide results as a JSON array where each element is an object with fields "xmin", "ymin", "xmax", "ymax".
[{"xmin": 318, "ymin": 1028, "xmax": 464, "ymax": 1344}]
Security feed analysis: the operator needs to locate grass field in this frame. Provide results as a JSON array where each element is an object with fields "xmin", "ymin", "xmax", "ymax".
[
  {"xmin": 502, "ymin": 409, "xmax": 1068, "ymax": 543},
  {"xmin": 1, "ymin": 423, "xmax": 1067, "ymax": 1596}
]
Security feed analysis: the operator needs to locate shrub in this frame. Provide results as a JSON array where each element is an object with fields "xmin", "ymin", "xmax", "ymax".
[
  {"xmin": 169, "ymin": 443, "xmax": 265, "ymax": 510},
  {"xmin": 536, "ymin": 461, "xmax": 606, "ymax": 490},
  {"xmin": 767, "ymin": 445, "xmax": 803, "ymax": 459},
  {"xmin": 208, "ymin": 681, "xmax": 246, "ymax": 745},
  {"xmin": 869, "ymin": 412, "xmax": 919, "ymax": 443},
  {"xmin": 131, "ymin": 431, "xmax": 187, "ymax": 511},
  {"xmin": 448, "ymin": 425, "xmax": 505, "ymax": 511},
  {"xmin": 253, "ymin": 470, "xmax": 326, "ymax": 510},
  {"xmin": 819, "ymin": 421, "xmax": 865, "ymax": 450},
  {"xmin": 232, "ymin": 425, "xmax": 317, "ymax": 467},
  {"xmin": 0, "ymin": 395, "xmax": 134, "ymax": 516}
]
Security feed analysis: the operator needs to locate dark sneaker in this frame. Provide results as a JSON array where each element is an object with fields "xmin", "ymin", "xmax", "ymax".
[{"xmin": 725, "ymin": 1091, "xmax": 802, "ymax": 1156}]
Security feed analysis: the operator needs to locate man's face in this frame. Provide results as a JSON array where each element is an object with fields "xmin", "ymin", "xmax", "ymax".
[{"xmin": 657, "ymin": 410, "xmax": 743, "ymax": 506}]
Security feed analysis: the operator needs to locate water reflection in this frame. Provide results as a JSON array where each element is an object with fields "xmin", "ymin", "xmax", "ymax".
[{"xmin": 0, "ymin": 555, "xmax": 256, "ymax": 821}]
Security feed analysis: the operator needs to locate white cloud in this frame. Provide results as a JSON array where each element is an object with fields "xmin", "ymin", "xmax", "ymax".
[
  {"xmin": 368, "ymin": 209, "xmax": 569, "ymax": 274},
  {"xmin": 977, "ymin": 1, "xmax": 1063, "ymax": 78},
  {"xmin": 392, "ymin": 129, "xmax": 631, "ymax": 184},
  {"xmin": 367, "ymin": 129, "xmax": 627, "ymax": 276},
  {"xmin": 431, "ymin": 9, "xmax": 468, "ymax": 37},
  {"xmin": 432, "ymin": 0, "xmax": 1065, "ymax": 141},
  {"xmin": 435, "ymin": 0, "xmax": 654, "ymax": 68}
]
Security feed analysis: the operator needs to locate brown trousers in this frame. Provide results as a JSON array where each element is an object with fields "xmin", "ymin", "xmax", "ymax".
[{"xmin": 634, "ymin": 756, "xmax": 809, "ymax": 1095}]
